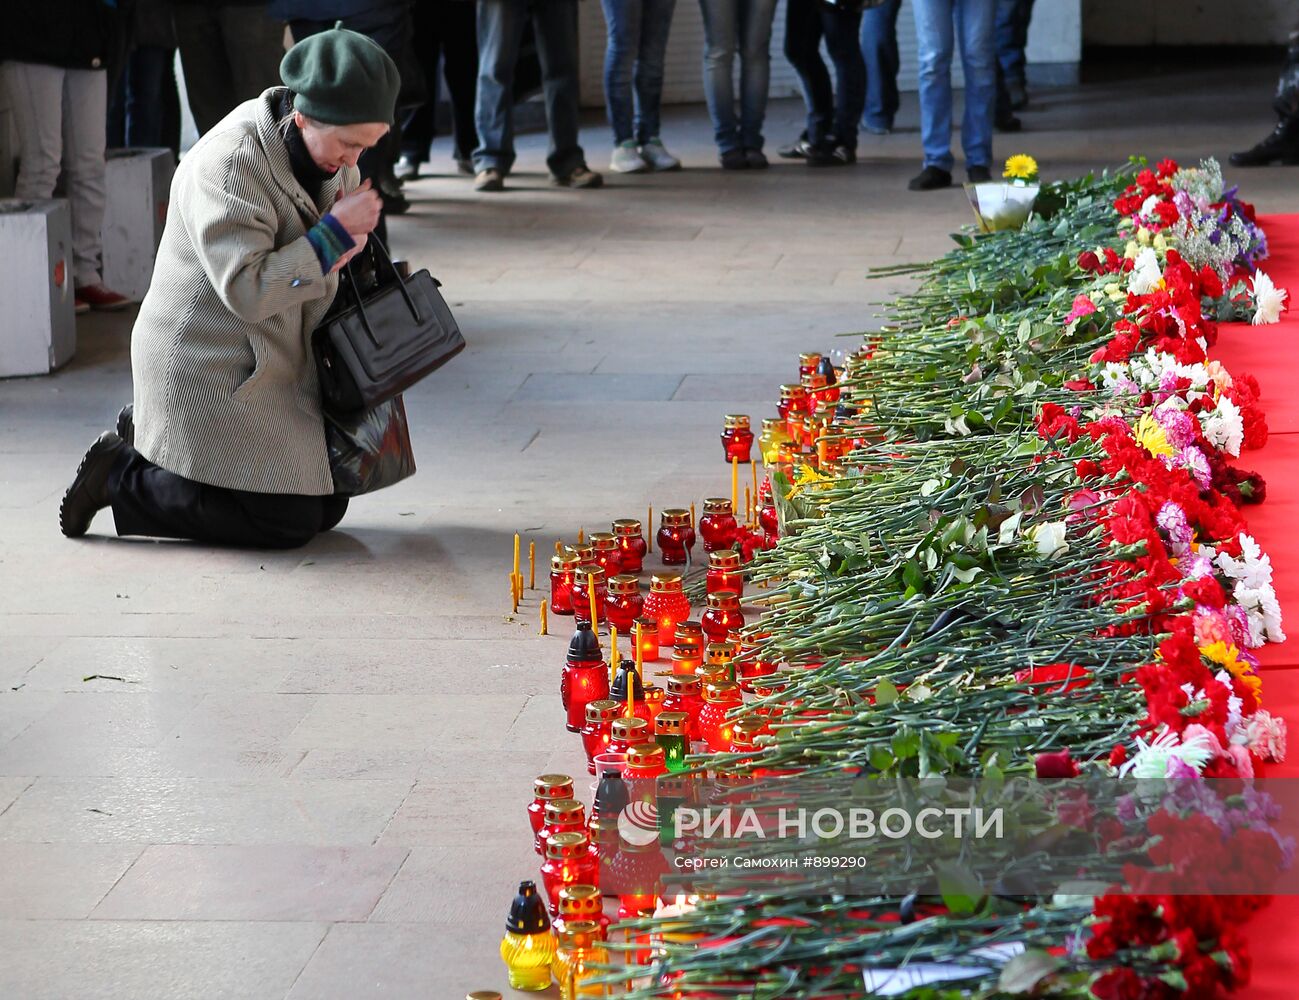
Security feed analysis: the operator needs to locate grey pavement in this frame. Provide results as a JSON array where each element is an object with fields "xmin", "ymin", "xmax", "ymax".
[{"xmin": 2, "ymin": 65, "xmax": 1298, "ymax": 999}]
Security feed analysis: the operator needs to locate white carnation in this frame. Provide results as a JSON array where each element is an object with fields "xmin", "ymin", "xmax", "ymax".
[
  {"xmin": 1202, "ymin": 395, "xmax": 1244, "ymax": 457},
  {"xmin": 1128, "ymin": 247, "xmax": 1163, "ymax": 295},
  {"xmin": 1029, "ymin": 521, "xmax": 1068, "ymax": 559},
  {"xmin": 1252, "ymin": 270, "xmax": 1288, "ymax": 325}
]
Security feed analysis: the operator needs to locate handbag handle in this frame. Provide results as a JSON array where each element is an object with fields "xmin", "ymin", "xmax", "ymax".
[{"xmin": 339, "ymin": 230, "xmax": 424, "ymax": 348}]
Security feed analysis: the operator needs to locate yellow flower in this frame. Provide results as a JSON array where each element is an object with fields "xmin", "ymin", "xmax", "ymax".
[
  {"xmin": 1200, "ymin": 641, "xmax": 1263, "ymax": 701},
  {"xmin": 1003, "ymin": 154, "xmax": 1038, "ymax": 181},
  {"xmin": 1134, "ymin": 414, "xmax": 1174, "ymax": 459}
]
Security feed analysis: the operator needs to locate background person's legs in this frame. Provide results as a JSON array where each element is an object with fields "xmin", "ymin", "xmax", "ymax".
[
  {"xmin": 61, "ymin": 68, "xmax": 110, "ymax": 289},
  {"xmin": 736, "ymin": 0, "xmax": 777, "ymax": 153},
  {"xmin": 783, "ymin": 0, "xmax": 832, "ymax": 149},
  {"xmin": 956, "ymin": 0, "xmax": 996, "ymax": 170},
  {"xmin": 531, "ymin": 0, "xmax": 585, "ymax": 179},
  {"xmin": 3, "ymin": 61, "xmax": 65, "ymax": 202},
  {"xmin": 632, "ymin": 0, "xmax": 676, "ymax": 145},
  {"xmin": 698, "ymin": 0, "xmax": 740, "ymax": 154},
  {"xmin": 474, "ymin": 0, "xmax": 529, "ymax": 175},
  {"xmin": 220, "ymin": 5, "xmax": 288, "ymax": 112},
  {"xmin": 860, "ymin": 0, "xmax": 900, "ymax": 132},
  {"xmin": 172, "ymin": 4, "xmax": 236, "ymax": 135},
  {"xmin": 912, "ymin": 0, "xmax": 956, "ymax": 173}
]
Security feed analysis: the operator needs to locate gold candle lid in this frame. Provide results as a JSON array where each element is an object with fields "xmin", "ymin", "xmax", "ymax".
[
  {"xmin": 708, "ymin": 549, "xmax": 742, "ymax": 571},
  {"xmin": 534, "ymin": 774, "xmax": 575, "ymax": 798},
  {"xmin": 799, "ymin": 352, "xmax": 823, "ymax": 368},
  {"xmin": 706, "ymin": 590, "xmax": 740, "ymax": 610},
  {"xmin": 649, "ymin": 572, "xmax": 684, "ymax": 593},
  {"xmin": 665, "ymin": 675, "xmax": 701, "ymax": 696},
  {"xmin": 557, "ymin": 919, "xmax": 600, "ymax": 949},
  {"xmin": 723, "ymin": 414, "xmax": 751, "ymax": 429},
  {"xmin": 626, "ymin": 743, "xmax": 666, "ymax": 769},
  {"xmin": 545, "ymin": 831, "xmax": 589, "ymax": 859},
  {"xmin": 585, "ymin": 699, "xmax": 622, "ymax": 724},
  {"xmin": 661, "ymin": 508, "xmax": 692, "ymax": 528},
  {"xmin": 706, "ymin": 641, "xmax": 736, "ymax": 665},
  {"xmin": 589, "ymin": 531, "xmax": 618, "ymax": 551},
  {"xmin": 571, "ymin": 543, "xmax": 595, "ymax": 563},
  {"xmin": 702, "ymin": 497, "xmax": 733, "ymax": 515},
  {"xmin": 731, "ymin": 717, "xmax": 768, "ymax": 746},
  {"xmin": 633, "ymin": 616, "xmax": 659, "ymax": 635},
  {"xmin": 704, "ymin": 680, "xmax": 741, "ymax": 703},
  {"xmin": 671, "ymin": 645, "xmax": 700, "ymax": 668},
  {"xmin": 801, "ymin": 372, "xmax": 828, "ymax": 390},
  {"xmin": 675, "ymin": 620, "xmax": 704, "ymax": 641},
  {"xmin": 779, "ymin": 382, "xmax": 809, "ymax": 399},
  {"xmin": 643, "ymin": 683, "xmax": 664, "ymax": 703},
  {"xmin": 655, "ymin": 711, "xmax": 688, "ymax": 735},
  {"xmin": 467, "ymin": 993, "xmax": 503, "ymax": 1000},
  {"xmin": 697, "ymin": 664, "xmax": 730, "ymax": 688},
  {"xmin": 612, "ymin": 518, "xmax": 642, "ymax": 536},
  {"xmin": 761, "ymin": 417, "xmax": 785, "ymax": 431},
  {"xmin": 607, "ymin": 574, "xmax": 639, "ymax": 596},
  {"xmin": 544, "ymin": 798, "xmax": 585, "ymax": 823},
  {"xmin": 551, "ymin": 552, "xmax": 580, "ymax": 572},
  {"xmin": 558, "ymin": 884, "xmax": 602, "ymax": 917},
  {"xmin": 611, "ymin": 717, "xmax": 649, "ymax": 741},
  {"xmin": 575, "ymin": 563, "xmax": 606, "ymax": 585}
]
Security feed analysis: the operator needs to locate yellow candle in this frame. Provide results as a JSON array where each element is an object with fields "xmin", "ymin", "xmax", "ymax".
[
  {"xmin": 540, "ymin": 599, "xmax": 549, "ymax": 636},
  {"xmin": 610, "ymin": 626, "xmax": 619, "ymax": 667},
  {"xmin": 587, "ymin": 572, "xmax": 599, "ymax": 631},
  {"xmin": 578, "ymin": 528, "xmax": 585, "ymax": 545},
  {"xmin": 509, "ymin": 572, "xmax": 518, "ymax": 611},
  {"xmin": 731, "ymin": 457, "xmax": 739, "ymax": 515},
  {"xmin": 627, "ymin": 674, "xmax": 635, "ymax": 719},
  {"xmin": 555, "ymin": 539, "xmax": 562, "ymax": 555},
  {"xmin": 690, "ymin": 502, "xmax": 696, "ymax": 527},
  {"xmin": 513, "ymin": 532, "xmax": 521, "ymax": 579},
  {"xmin": 745, "ymin": 485, "xmax": 752, "ymax": 526},
  {"xmin": 752, "ymin": 461, "xmax": 760, "ymax": 512},
  {"xmin": 528, "ymin": 541, "xmax": 536, "ymax": 590}
]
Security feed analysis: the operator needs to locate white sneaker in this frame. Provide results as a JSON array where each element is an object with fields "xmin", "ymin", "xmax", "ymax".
[
  {"xmin": 640, "ymin": 138, "xmax": 681, "ymax": 172},
  {"xmin": 610, "ymin": 141, "xmax": 648, "ymax": 173}
]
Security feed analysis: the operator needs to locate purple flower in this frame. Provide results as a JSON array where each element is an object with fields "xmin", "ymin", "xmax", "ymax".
[{"xmin": 1157, "ymin": 501, "xmax": 1193, "ymax": 556}]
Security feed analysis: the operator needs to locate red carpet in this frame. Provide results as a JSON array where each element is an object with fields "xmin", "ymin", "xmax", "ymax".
[{"xmin": 1211, "ymin": 214, "xmax": 1299, "ymax": 998}]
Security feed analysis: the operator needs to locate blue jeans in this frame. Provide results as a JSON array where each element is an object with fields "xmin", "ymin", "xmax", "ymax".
[
  {"xmin": 859, "ymin": 0, "xmax": 900, "ymax": 132},
  {"xmin": 784, "ymin": 0, "xmax": 864, "ymax": 150},
  {"xmin": 912, "ymin": 0, "xmax": 996, "ymax": 172},
  {"xmin": 697, "ymin": 0, "xmax": 777, "ymax": 154},
  {"xmin": 601, "ymin": 0, "xmax": 677, "ymax": 145},
  {"xmin": 995, "ymin": 0, "xmax": 1033, "ymax": 88},
  {"xmin": 474, "ymin": 0, "xmax": 586, "ymax": 177}
]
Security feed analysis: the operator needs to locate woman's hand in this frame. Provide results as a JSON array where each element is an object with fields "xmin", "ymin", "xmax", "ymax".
[
  {"xmin": 329, "ymin": 232, "xmax": 368, "ymax": 274},
  {"xmin": 332, "ymin": 179, "xmax": 381, "ymax": 237}
]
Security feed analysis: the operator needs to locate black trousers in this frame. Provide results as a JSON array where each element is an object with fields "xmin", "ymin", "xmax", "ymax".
[
  {"xmin": 402, "ymin": 0, "xmax": 480, "ymax": 165},
  {"xmin": 109, "ymin": 449, "xmax": 348, "ymax": 550},
  {"xmin": 784, "ymin": 0, "xmax": 865, "ymax": 150}
]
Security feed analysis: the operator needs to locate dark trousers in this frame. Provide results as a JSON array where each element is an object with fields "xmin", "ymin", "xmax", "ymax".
[
  {"xmin": 784, "ymin": 0, "xmax": 865, "ymax": 150},
  {"xmin": 402, "ymin": 0, "xmax": 480, "ymax": 165},
  {"xmin": 993, "ymin": 0, "xmax": 1032, "ymax": 88},
  {"xmin": 172, "ymin": 5, "xmax": 285, "ymax": 135},
  {"xmin": 109, "ymin": 449, "xmax": 348, "ymax": 549},
  {"xmin": 107, "ymin": 45, "xmax": 181, "ymax": 153},
  {"xmin": 859, "ymin": 0, "xmax": 900, "ymax": 131}
]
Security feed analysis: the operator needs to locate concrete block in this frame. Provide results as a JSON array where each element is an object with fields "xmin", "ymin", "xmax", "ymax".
[
  {"xmin": 101, "ymin": 147, "xmax": 174, "ymax": 302},
  {"xmin": 0, "ymin": 198, "xmax": 76, "ymax": 377}
]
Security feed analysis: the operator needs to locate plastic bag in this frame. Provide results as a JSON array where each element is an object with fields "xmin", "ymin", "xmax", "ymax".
[{"xmin": 325, "ymin": 394, "xmax": 416, "ymax": 496}]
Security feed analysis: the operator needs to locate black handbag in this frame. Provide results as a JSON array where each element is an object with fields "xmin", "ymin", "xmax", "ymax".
[
  {"xmin": 312, "ymin": 233, "xmax": 465, "ymax": 416},
  {"xmin": 325, "ymin": 394, "xmax": 417, "ymax": 497}
]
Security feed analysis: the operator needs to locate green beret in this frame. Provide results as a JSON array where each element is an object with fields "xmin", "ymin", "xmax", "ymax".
[{"xmin": 280, "ymin": 25, "xmax": 401, "ymax": 126}]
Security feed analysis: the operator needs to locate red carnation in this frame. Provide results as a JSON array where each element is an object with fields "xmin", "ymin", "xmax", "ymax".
[{"xmin": 1035, "ymin": 748, "xmax": 1080, "ymax": 778}]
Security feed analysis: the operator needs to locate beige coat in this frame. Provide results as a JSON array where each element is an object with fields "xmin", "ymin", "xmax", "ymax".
[{"xmin": 131, "ymin": 87, "xmax": 360, "ymax": 495}]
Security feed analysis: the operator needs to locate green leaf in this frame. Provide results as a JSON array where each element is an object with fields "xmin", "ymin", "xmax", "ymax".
[
  {"xmin": 935, "ymin": 861, "xmax": 985, "ymax": 914},
  {"xmin": 998, "ymin": 950, "xmax": 1062, "ymax": 993},
  {"xmin": 891, "ymin": 729, "xmax": 920, "ymax": 760},
  {"xmin": 875, "ymin": 679, "xmax": 899, "ymax": 706},
  {"xmin": 869, "ymin": 747, "xmax": 894, "ymax": 771},
  {"xmin": 919, "ymin": 477, "xmax": 941, "ymax": 497}
]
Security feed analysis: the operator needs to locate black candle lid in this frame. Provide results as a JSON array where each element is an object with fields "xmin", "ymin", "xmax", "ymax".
[
  {"xmin": 610, "ymin": 659, "xmax": 645, "ymax": 701},
  {"xmin": 593, "ymin": 770, "xmax": 629, "ymax": 818},
  {"xmin": 567, "ymin": 625, "xmax": 602, "ymax": 663},
  {"xmin": 505, "ymin": 880, "xmax": 552, "ymax": 934}
]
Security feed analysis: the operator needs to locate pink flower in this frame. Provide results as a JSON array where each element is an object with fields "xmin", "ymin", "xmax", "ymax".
[
  {"xmin": 1245, "ymin": 710, "xmax": 1287, "ymax": 762},
  {"xmin": 1065, "ymin": 294, "xmax": 1098, "ymax": 325},
  {"xmin": 1193, "ymin": 607, "xmax": 1234, "ymax": 647}
]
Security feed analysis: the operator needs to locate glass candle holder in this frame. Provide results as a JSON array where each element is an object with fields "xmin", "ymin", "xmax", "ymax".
[
  {"xmin": 701, "ymin": 591, "xmax": 743, "ymax": 643},
  {"xmin": 581, "ymin": 700, "xmax": 620, "ymax": 774},
  {"xmin": 550, "ymin": 552, "xmax": 580, "ymax": 616},
  {"xmin": 655, "ymin": 712, "xmax": 689, "ymax": 773},
  {"xmin": 698, "ymin": 497, "xmax": 738, "ymax": 553},
  {"xmin": 612, "ymin": 518, "xmax": 647, "ymax": 574},
  {"xmin": 706, "ymin": 549, "xmax": 744, "ymax": 598},
  {"xmin": 758, "ymin": 417, "xmax": 790, "ymax": 466},
  {"xmin": 570, "ymin": 566, "xmax": 607, "ymax": 628},
  {"xmin": 759, "ymin": 501, "xmax": 778, "ymax": 539},
  {"xmin": 720, "ymin": 414, "xmax": 754, "ymax": 464},
  {"xmin": 655, "ymin": 509, "xmax": 695, "ymax": 566},
  {"xmin": 643, "ymin": 573, "xmax": 690, "ymax": 641},
  {"xmin": 798, "ymin": 352, "xmax": 823, "ymax": 378},
  {"xmin": 562, "ymin": 643, "xmax": 609, "ymax": 735},
  {"xmin": 541, "ymin": 832, "xmax": 599, "ymax": 916},
  {"xmin": 500, "ymin": 880, "xmax": 555, "ymax": 992},
  {"xmin": 673, "ymin": 621, "xmax": 705, "ymax": 655},
  {"xmin": 778, "ymin": 383, "xmax": 810, "ymax": 437},
  {"xmin": 604, "ymin": 574, "xmax": 643, "ymax": 634},
  {"xmin": 642, "ymin": 683, "xmax": 665, "ymax": 723},
  {"xmin": 705, "ymin": 640, "xmax": 737, "ymax": 682},
  {"xmin": 554, "ymin": 921, "xmax": 606, "ymax": 1000},
  {"xmin": 662, "ymin": 675, "xmax": 704, "ymax": 741},
  {"xmin": 609, "ymin": 839, "xmax": 669, "ymax": 919},
  {"xmin": 697, "ymin": 680, "xmax": 743, "ymax": 752},
  {"xmin": 735, "ymin": 639, "xmax": 779, "ymax": 692},
  {"xmin": 528, "ymin": 774, "xmax": 575, "ymax": 838},
  {"xmin": 729, "ymin": 716, "xmax": 770, "ymax": 754},
  {"xmin": 588, "ymin": 532, "xmax": 623, "ymax": 578},
  {"xmin": 670, "ymin": 643, "xmax": 702, "ymax": 676},
  {"xmin": 625, "ymin": 742, "xmax": 668, "ymax": 791},
  {"xmin": 633, "ymin": 617, "xmax": 660, "ymax": 662},
  {"xmin": 536, "ymin": 798, "xmax": 587, "ymax": 856},
  {"xmin": 558, "ymin": 885, "xmax": 609, "ymax": 939},
  {"xmin": 608, "ymin": 716, "xmax": 650, "ymax": 756}
]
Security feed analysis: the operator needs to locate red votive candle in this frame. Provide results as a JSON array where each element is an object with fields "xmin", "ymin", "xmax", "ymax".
[
  {"xmin": 656, "ymin": 509, "xmax": 695, "ymax": 566},
  {"xmin": 720, "ymin": 414, "xmax": 754, "ymax": 464},
  {"xmin": 699, "ymin": 497, "xmax": 738, "ymax": 553},
  {"xmin": 643, "ymin": 573, "xmax": 690, "ymax": 641},
  {"xmin": 701, "ymin": 590, "xmax": 743, "ymax": 643},
  {"xmin": 706, "ymin": 548, "xmax": 744, "ymax": 598},
  {"xmin": 550, "ymin": 551, "xmax": 580, "ymax": 616},
  {"xmin": 604, "ymin": 574, "xmax": 643, "ymax": 634},
  {"xmin": 612, "ymin": 518, "xmax": 647, "ymax": 574}
]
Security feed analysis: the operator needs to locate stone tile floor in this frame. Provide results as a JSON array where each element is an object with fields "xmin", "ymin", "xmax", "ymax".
[{"xmin": 2, "ymin": 62, "xmax": 1298, "ymax": 998}]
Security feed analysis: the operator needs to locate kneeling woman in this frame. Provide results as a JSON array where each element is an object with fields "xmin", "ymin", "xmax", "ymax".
[{"xmin": 59, "ymin": 27, "xmax": 400, "ymax": 548}]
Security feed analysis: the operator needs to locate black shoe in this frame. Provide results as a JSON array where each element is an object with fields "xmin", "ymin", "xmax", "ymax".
[
  {"xmin": 379, "ymin": 186, "xmax": 411, "ymax": 216},
  {"xmin": 743, "ymin": 148, "xmax": 769, "ymax": 170},
  {"xmin": 967, "ymin": 165, "xmax": 992, "ymax": 183},
  {"xmin": 777, "ymin": 135, "xmax": 817, "ymax": 159},
  {"xmin": 720, "ymin": 149, "xmax": 749, "ymax": 170},
  {"xmin": 1229, "ymin": 120, "xmax": 1299, "ymax": 167},
  {"xmin": 908, "ymin": 165, "xmax": 952, "ymax": 191},
  {"xmin": 1007, "ymin": 81, "xmax": 1028, "ymax": 111},
  {"xmin": 456, "ymin": 158, "xmax": 474, "ymax": 176},
  {"xmin": 811, "ymin": 145, "xmax": 855, "ymax": 167},
  {"xmin": 995, "ymin": 113, "xmax": 1022, "ymax": 133},
  {"xmin": 116, "ymin": 404, "xmax": 134, "ymax": 446},
  {"xmin": 59, "ymin": 431, "xmax": 126, "ymax": 538}
]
